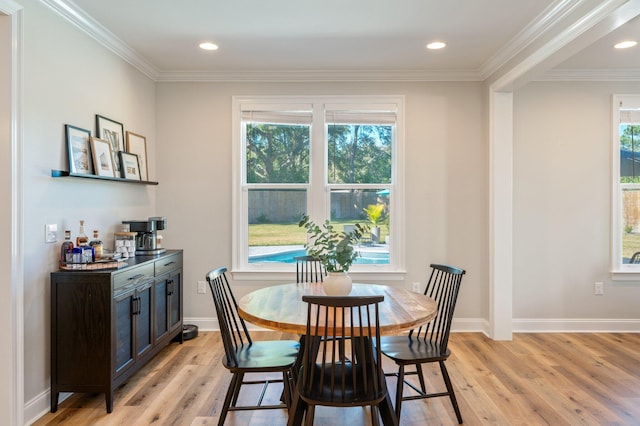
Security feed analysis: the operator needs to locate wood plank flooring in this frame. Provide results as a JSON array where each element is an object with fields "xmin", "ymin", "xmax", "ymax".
[{"xmin": 33, "ymin": 332, "xmax": 640, "ymax": 425}]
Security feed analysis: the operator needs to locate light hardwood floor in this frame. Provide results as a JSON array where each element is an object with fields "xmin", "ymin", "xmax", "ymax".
[{"xmin": 33, "ymin": 331, "xmax": 640, "ymax": 425}]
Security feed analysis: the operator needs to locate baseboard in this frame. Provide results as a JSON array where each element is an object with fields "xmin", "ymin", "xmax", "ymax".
[
  {"xmin": 512, "ymin": 318, "xmax": 640, "ymax": 332},
  {"xmin": 24, "ymin": 390, "xmax": 71, "ymax": 426}
]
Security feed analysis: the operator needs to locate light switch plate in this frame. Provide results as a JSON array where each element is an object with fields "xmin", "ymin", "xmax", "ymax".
[{"xmin": 45, "ymin": 224, "xmax": 58, "ymax": 243}]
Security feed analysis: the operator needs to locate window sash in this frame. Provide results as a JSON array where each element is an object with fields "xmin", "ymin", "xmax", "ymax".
[{"xmin": 233, "ymin": 96, "xmax": 405, "ymax": 278}]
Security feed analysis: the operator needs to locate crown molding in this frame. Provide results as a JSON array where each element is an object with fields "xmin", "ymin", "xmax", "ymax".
[
  {"xmin": 39, "ymin": 0, "xmax": 159, "ymax": 80},
  {"xmin": 155, "ymin": 69, "xmax": 483, "ymax": 83},
  {"xmin": 480, "ymin": 0, "xmax": 582, "ymax": 79},
  {"xmin": 539, "ymin": 68, "xmax": 640, "ymax": 81}
]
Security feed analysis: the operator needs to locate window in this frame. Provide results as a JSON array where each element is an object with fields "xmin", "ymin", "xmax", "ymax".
[
  {"xmin": 232, "ymin": 96, "xmax": 405, "ymax": 278},
  {"xmin": 612, "ymin": 95, "xmax": 640, "ymax": 278}
]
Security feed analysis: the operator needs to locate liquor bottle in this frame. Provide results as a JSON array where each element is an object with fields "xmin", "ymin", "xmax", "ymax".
[
  {"xmin": 89, "ymin": 230, "xmax": 104, "ymax": 260},
  {"xmin": 60, "ymin": 230, "xmax": 74, "ymax": 263},
  {"xmin": 76, "ymin": 220, "xmax": 93, "ymax": 262},
  {"xmin": 76, "ymin": 220, "xmax": 89, "ymax": 246}
]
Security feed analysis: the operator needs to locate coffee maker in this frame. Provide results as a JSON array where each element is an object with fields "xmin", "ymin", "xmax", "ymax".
[{"xmin": 122, "ymin": 217, "xmax": 166, "ymax": 256}]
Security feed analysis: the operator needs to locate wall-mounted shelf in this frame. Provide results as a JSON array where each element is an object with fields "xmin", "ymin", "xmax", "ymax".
[{"xmin": 51, "ymin": 170, "xmax": 159, "ymax": 185}]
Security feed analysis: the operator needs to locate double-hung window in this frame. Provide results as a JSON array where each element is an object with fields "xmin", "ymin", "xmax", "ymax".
[
  {"xmin": 232, "ymin": 96, "xmax": 405, "ymax": 279},
  {"xmin": 612, "ymin": 95, "xmax": 640, "ymax": 279}
]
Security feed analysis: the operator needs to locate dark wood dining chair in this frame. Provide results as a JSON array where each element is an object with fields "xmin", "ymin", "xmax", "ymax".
[
  {"xmin": 294, "ymin": 255, "xmax": 326, "ymax": 283},
  {"xmin": 288, "ymin": 295, "xmax": 396, "ymax": 426},
  {"xmin": 630, "ymin": 251, "xmax": 640, "ymax": 263},
  {"xmin": 378, "ymin": 263, "xmax": 466, "ymax": 423},
  {"xmin": 206, "ymin": 267, "xmax": 300, "ymax": 426}
]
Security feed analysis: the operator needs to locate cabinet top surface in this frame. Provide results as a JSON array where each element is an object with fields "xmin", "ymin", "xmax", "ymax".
[{"xmin": 51, "ymin": 249, "xmax": 183, "ymax": 276}]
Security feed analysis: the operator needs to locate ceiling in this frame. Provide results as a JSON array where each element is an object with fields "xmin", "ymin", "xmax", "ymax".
[{"xmin": 49, "ymin": 0, "xmax": 640, "ymax": 82}]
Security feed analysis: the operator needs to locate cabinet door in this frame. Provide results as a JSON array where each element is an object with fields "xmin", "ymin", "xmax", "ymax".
[
  {"xmin": 135, "ymin": 281, "xmax": 153, "ymax": 359},
  {"xmin": 168, "ymin": 270, "xmax": 182, "ymax": 333},
  {"xmin": 114, "ymin": 288, "xmax": 135, "ymax": 376},
  {"xmin": 154, "ymin": 275, "xmax": 169, "ymax": 343}
]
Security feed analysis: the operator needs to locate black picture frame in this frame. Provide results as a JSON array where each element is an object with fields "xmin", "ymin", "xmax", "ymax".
[
  {"xmin": 65, "ymin": 124, "xmax": 93, "ymax": 175},
  {"xmin": 119, "ymin": 151, "xmax": 141, "ymax": 180},
  {"xmin": 96, "ymin": 114, "xmax": 125, "ymax": 173}
]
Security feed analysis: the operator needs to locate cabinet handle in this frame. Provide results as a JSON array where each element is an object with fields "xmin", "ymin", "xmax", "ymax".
[
  {"xmin": 132, "ymin": 297, "xmax": 141, "ymax": 315},
  {"xmin": 163, "ymin": 261, "xmax": 176, "ymax": 267},
  {"xmin": 167, "ymin": 279, "xmax": 174, "ymax": 296},
  {"xmin": 128, "ymin": 274, "xmax": 145, "ymax": 281}
]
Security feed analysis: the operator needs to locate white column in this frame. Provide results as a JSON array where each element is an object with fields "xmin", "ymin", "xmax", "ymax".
[{"xmin": 489, "ymin": 90, "xmax": 513, "ymax": 340}]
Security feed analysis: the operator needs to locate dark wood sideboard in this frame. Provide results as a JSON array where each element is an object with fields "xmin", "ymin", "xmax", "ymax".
[{"xmin": 50, "ymin": 250, "xmax": 183, "ymax": 413}]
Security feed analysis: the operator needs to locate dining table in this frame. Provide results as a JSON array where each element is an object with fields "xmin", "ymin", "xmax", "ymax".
[{"xmin": 237, "ymin": 282, "xmax": 438, "ymax": 426}]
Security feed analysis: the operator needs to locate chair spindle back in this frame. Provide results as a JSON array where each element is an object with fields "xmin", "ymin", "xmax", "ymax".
[
  {"xmin": 206, "ymin": 267, "xmax": 252, "ymax": 368},
  {"xmin": 295, "ymin": 255, "xmax": 325, "ymax": 283},
  {"xmin": 300, "ymin": 295, "xmax": 386, "ymax": 404},
  {"xmin": 412, "ymin": 264, "xmax": 465, "ymax": 354}
]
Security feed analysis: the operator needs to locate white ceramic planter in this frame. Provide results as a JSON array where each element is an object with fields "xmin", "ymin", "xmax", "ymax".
[{"xmin": 323, "ymin": 271, "xmax": 353, "ymax": 295}]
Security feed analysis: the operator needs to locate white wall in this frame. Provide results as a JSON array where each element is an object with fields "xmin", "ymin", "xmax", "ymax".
[
  {"xmin": 19, "ymin": 1, "xmax": 157, "ymax": 420},
  {"xmin": 513, "ymin": 81, "xmax": 640, "ymax": 327},
  {"xmin": 155, "ymin": 81, "xmax": 488, "ymax": 328}
]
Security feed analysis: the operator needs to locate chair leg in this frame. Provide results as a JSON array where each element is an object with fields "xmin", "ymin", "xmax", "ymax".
[
  {"xmin": 371, "ymin": 405, "xmax": 380, "ymax": 426},
  {"xmin": 416, "ymin": 363, "xmax": 427, "ymax": 393},
  {"xmin": 287, "ymin": 386, "xmax": 307, "ymax": 426},
  {"xmin": 282, "ymin": 370, "xmax": 292, "ymax": 408},
  {"xmin": 304, "ymin": 404, "xmax": 315, "ymax": 426},
  {"xmin": 394, "ymin": 364, "xmax": 405, "ymax": 420},
  {"xmin": 219, "ymin": 373, "xmax": 239, "ymax": 426},
  {"xmin": 230, "ymin": 371, "xmax": 244, "ymax": 406},
  {"xmin": 439, "ymin": 360, "xmax": 463, "ymax": 424}
]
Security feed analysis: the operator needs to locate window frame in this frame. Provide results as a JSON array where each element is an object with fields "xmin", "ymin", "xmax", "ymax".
[
  {"xmin": 611, "ymin": 94, "xmax": 640, "ymax": 281},
  {"xmin": 232, "ymin": 95, "xmax": 406, "ymax": 281}
]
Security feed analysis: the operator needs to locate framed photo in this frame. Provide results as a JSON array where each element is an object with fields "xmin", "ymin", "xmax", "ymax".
[
  {"xmin": 126, "ymin": 131, "xmax": 148, "ymax": 181},
  {"xmin": 96, "ymin": 115, "xmax": 124, "ymax": 173},
  {"xmin": 90, "ymin": 137, "xmax": 115, "ymax": 177},
  {"xmin": 119, "ymin": 151, "xmax": 141, "ymax": 180},
  {"xmin": 65, "ymin": 124, "xmax": 93, "ymax": 175}
]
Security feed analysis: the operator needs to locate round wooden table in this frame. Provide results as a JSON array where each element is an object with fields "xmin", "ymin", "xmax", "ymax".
[{"xmin": 237, "ymin": 283, "xmax": 437, "ymax": 335}]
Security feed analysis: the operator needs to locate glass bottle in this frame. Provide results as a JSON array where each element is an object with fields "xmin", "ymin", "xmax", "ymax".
[
  {"xmin": 89, "ymin": 230, "xmax": 104, "ymax": 260},
  {"xmin": 76, "ymin": 220, "xmax": 89, "ymax": 246},
  {"xmin": 60, "ymin": 230, "xmax": 74, "ymax": 263}
]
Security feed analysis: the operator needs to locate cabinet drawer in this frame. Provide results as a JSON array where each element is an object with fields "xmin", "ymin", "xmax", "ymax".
[
  {"xmin": 154, "ymin": 253, "xmax": 182, "ymax": 276},
  {"xmin": 113, "ymin": 263, "xmax": 154, "ymax": 293}
]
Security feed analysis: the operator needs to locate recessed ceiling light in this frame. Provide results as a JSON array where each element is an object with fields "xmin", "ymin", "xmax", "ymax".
[
  {"xmin": 426, "ymin": 41, "xmax": 446, "ymax": 50},
  {"xmin": 614, "ymin": 40, "xmax": 637, "ymax": 49},
  {"xmin": 199, "ymin": 42, "xmax": 219, "ymax": 51}
]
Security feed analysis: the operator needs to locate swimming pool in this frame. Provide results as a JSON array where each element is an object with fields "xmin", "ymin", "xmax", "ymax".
[{"xmin": 248, "ymin": 247, "xmax": 390, "ymax": 264}]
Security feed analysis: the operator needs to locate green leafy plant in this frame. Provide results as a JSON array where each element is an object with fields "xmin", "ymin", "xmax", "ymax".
[
  {"xmin": 298, "ymin": 215, "xmax": 369, "ymax": 272},
  {"xmin": 363, "ymin": 203, "xmax": 385, "ymax": 226}
]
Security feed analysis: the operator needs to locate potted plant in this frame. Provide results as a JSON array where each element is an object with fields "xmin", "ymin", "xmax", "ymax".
[
  {"xmin": 298, "ymin": 215, "xmax": 369, "ymax": 295},
  {"xmin": 363, "ymin": 203, "xmax": 385, "ymax": 243}
]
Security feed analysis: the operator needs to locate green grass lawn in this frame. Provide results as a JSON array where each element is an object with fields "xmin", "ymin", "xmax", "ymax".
[
  {"xmin": 623, "ymin": 232, "xmax": 640, "ymax": 259},
  {"xmin": 248, "ymin": 221, "xmax": 389, "ymax": 246}
]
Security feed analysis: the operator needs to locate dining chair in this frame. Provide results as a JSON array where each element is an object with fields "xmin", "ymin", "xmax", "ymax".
[
  {"xmin": 378, "ymin": 263, "xmax": 466, "ymax": 423},
  {"xmin": 206, "ymin": 267, "xmax": 300, "ymax": 426},
  {"xmin": 294, "ymin": 255, "xmax": 325, "ymax": 283},
  {"xmin": 288, "ymin": 295, "xmax": 394, "ymax": 426},
  {"xmin": 630, "ymin": 251, "xmax": 640, "ymax": 263}
]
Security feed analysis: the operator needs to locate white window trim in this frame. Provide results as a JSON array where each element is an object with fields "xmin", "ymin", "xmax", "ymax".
[
  {"xmin": 611, "ymin": 94, "xmax": 640, "ymax": 281},
  {"xmin": 231, "ymin": 95, "xmax": 406, "ymax": 281}
]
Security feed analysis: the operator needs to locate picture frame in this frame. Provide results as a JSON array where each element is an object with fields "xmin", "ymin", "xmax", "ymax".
[
  {"xmin": 65, "ymin": 124, "xmax": 93, "ymax": 175},
  {"xmin": 96, "ymin": 115, "xmax": 124, "ymax": 173},
  {"xmin": 90, "ymin": 137, "xmax": 115, "ymax": 177},
  {"xmin": 119, "ymin": 151, "xmax": 141, "ymax": 180},
  {"xmin": 126, "ymin": 131, "xmax": 148, "ymax": 181}
]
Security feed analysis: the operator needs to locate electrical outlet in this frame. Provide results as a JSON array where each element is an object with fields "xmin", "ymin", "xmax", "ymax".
[
  {"xmin": 197, "ymin": 281, "xmax": 207, "ymax": 294},
  {"xmin": 594, "ymin": 282, "xmax": 604, "ymax": 295},
  {"xmin": 45, "ymin": 224, "xmax": 58, "ymax": 243},
  {"xmin": 412, "ymin": 282, "xmax": 421, "ymax": 293}
]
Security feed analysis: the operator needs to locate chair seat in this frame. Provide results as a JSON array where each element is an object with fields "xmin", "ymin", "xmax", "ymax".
[
  {"xmin": 298, "ymin": 362, "xmax": 387, "ymax": 406},
  {"xmin": 222, "ymin": 340, "xmax": 300, "ymax": 371},
  {"xmin": 378, "ymin": 335, "xmax": 450, "ymax": 363}
]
